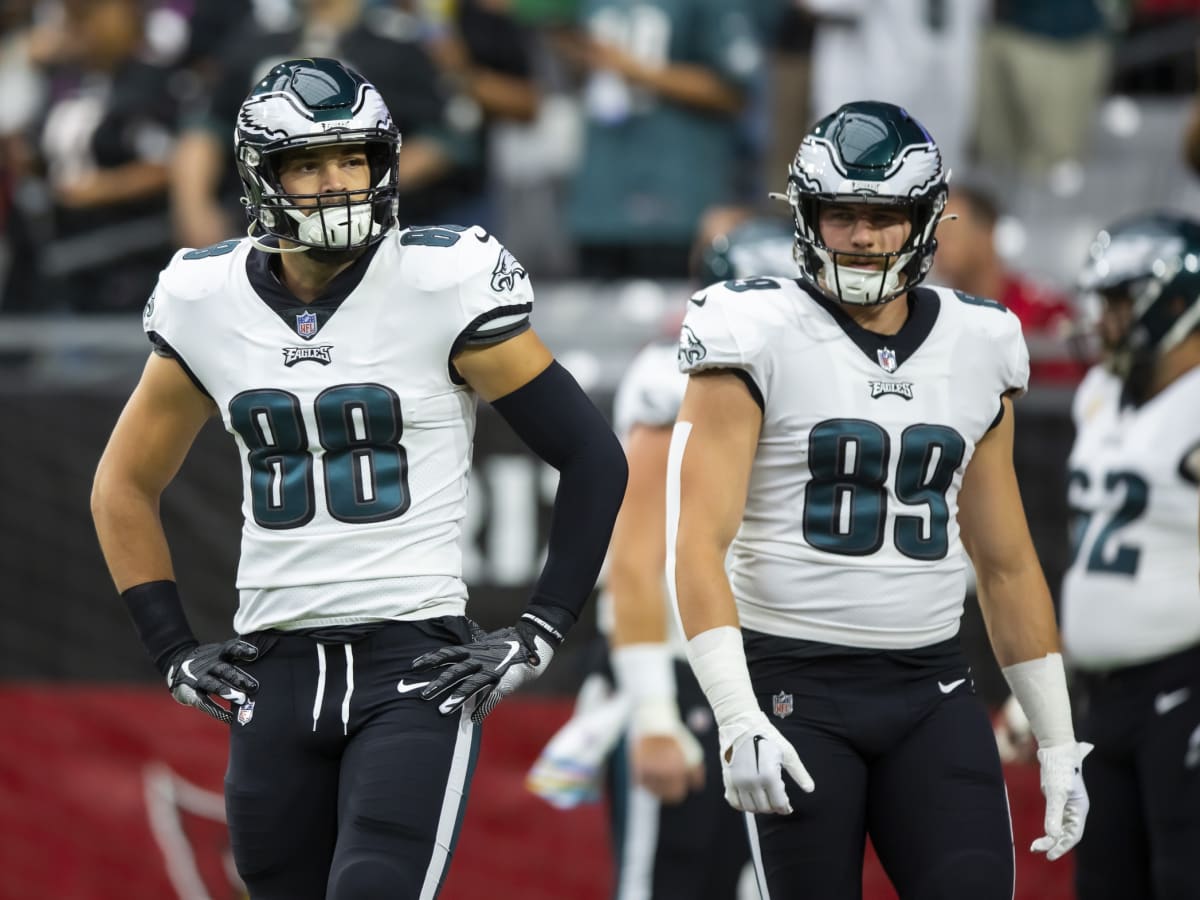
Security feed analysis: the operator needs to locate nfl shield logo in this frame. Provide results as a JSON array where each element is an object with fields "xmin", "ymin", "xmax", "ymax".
[
  {"xmin": 237, "ymin": 699, "xmax": 255, "ymax": 726},
  {"xmin": 877, "ymin": 347, "xmax": 898, "ymax": 373},
  {"xmin": 772, "ymin": 691, "xmax": 793, "ymax": 720},
  {"xmin": 296, "ymin": 311, "xmax": 319, "ymax": 338}
]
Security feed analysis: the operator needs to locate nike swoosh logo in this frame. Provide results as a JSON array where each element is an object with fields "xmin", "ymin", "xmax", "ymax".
[
  {"xmin": 439, "ymin": 695, "xmax": 463, "ymax": 715},
  {"xmin": 474, "ymin": 228, "xmax": 491, "ymax": 243},
  {"xmin": 397, "ymin": 680, "xmax": 431, "ymax": 694},
  {"xmin": 690, "ymin": 294, "xmax": 707, "ymax": 307},
  {"xmin": 181, "ymin": 660, "xmax": 196, "ymax": 681},
  {"xmin": 938, "ymin": 678, "xmax": 966, "ymax": 694},
  {"xmin": 1155, "ymin": 688, "xmax": 1191, "ymax": 716},
  {"xmin": 495, "ymin": 641, "xmax": 521, "ymax": 671},
  {"xmin": 753, "ymin": 734, "xmax": 766, "ymax": 770}
]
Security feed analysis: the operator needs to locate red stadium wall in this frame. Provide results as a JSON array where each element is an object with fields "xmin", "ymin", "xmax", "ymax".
[{"xmin": 0, "ymin": 687, "xmax": 1071, "ymax": 900}]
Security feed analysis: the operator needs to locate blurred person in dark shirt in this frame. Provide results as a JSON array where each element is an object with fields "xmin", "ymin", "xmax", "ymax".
[
  {"xmin": 934, "ymin": 183, "xmax": 1084, "ymax": 383},
  {"xmin": 553, "ymin": 0, "xmax": 763, "ymax": 279},
  {"xmin": 23, "ymin": 0, "xmax": 181, "ymax": 312},
  {"xmin": 170, "ymin": 0, "xmax": 535, "ymax": 249}
]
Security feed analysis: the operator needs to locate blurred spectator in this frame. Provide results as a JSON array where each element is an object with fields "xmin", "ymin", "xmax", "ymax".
[
  {"xmin": 17, "ymin": 0, "xmax": 181, "ymax": 312},
  {"xmin": 556, "ymin": 0, "xmax": 763, "ymax": 279},
  {"xmin": 801, "ymin": 0, "xmax": 985, "ymax": 174},
  {"xmin": 973, "ymin": 0, "xmax": 1113, "ymax": 176},
  {"xmin": 1186, "ymin": 45, "xmax": 1200, "ymax": 175},
  {"xmin": 0, "ymin": 0, "xmax": 46, "ymax": 310},
  {"xmin": 761, "ymin": 6, "xmax": 815, "ymax": 198},
  {"xmin": 933, "ymin": 183, "xmax": 1083, "ymax": 382},
  {"xmin": 170, "ymin": 0, "xmax": 535, "ymax": 249}
]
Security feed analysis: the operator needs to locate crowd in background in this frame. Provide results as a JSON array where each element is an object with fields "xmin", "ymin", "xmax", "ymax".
[{"xmin": 0, "ymin": 0, "xmax": 1199, "ymax": 369}]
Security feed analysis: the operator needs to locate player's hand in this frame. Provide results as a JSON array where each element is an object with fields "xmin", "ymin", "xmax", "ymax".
[
  {"xmin": 413, "ymin": 617, "xmax": 556, "ymax": 723},
  {"xmin": 994, "ymin": 694, "xmax": 1036, "ymax": 763},
  {"xmin": 165, "ymin": 639, "xmax": 259, "ymax": 724},
  {"xmin": 719, "ymin": 711, "xmax": 814, "ymax": 814},
  {"xmin": 631, "ymin": 731, "xmax": 705, "ymax": 804},
  {"xmin": 1032, "ymin": 741, "xmax": 1094, "ymax": 861}
]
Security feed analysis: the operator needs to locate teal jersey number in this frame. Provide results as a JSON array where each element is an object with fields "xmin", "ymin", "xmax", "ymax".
[
  {"xmin": 229, "ymin": 384, "xmax": 411, "ymax": 529},
  {"xmin": 725, "ymin": 277, "xmax": 781, "ymax": 293},
  {"xmin": 182, "ymin": 239, "xmax": 240, "ymax": 260},
  {"xmin": 1067, "ymin": 468, "xmax": 1148, "ymax": 575},
  {"xmin": 803, "ymin": 418, "xmax": 965, "ymax": 560}
]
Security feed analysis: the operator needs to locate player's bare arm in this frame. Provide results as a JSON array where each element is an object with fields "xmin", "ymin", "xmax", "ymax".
[
  {"xmin": 452, "ymin": 327, "xmax": 554, "ymax": 400},
  {"xmin": 958, "ymin": 394, "xmax": 1060, "ymax": 667},
  {"xmin": 92, "ymin": 352, "xmax": 216, "ymax": 591},
  {"xmin": 609, "ymin": 422, "xmax": 703, "ymax": 803},
  {"xmin": 672, "ymin": 368, "xmax": 811, "ymax": 814},
  {"xmin": 673, "ymin": 370, "xmax": 760, "ymax": 639},
  {"xmin": 959, "ymin": 392, "xmax": 1092, "ymax": 861}
]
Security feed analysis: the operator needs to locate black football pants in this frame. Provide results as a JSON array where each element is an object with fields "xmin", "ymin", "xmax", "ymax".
[
  {"xmin": 744, "ymin": 633, "xmax": 1013, "ymax": 900},
  {"xmin": 1074, "ymin": 643, "xmax": 1200, "ymax": 900},
  {"xmin": 223, "ymin": 617, "xmax": 480, "ymax": 900}
]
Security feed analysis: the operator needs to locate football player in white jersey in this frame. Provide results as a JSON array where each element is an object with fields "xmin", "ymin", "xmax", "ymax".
[
  {"xmin": 91, "ymin": 59, "xmax": 627, "ymax": 900},
  {"xmin": 668, "ymin": 101, "xmax": 1093, "ymax": 899},
  {"xmin": 596, "ymin": 219, "xmax": 795, "ymax": 900},
  {"xmin": 1062, "ymin": 213, "xmax": 1200, "ymax": 900}
]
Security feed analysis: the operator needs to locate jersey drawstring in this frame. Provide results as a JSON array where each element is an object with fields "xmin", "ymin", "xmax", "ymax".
[
  {"xmin": 341, "ymin": 644, "xmax": 355, "ymax": 736},
  {"xmin": 312, "ymin": 642, "xmax": 355, "ymax": 735},
  {"xmin": 313, "ymin": 643, "xmax": 328, "ymax": 732}
]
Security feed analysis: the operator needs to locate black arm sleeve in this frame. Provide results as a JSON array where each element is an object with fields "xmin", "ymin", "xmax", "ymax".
[{"xmin": 489, "ymin": 361, "xmax": 628, "ymax": 641}]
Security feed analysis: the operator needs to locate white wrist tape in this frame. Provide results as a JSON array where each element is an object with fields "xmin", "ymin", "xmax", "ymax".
[
  {"xmin": 1001, "ymin": 652, "xmax": 1076, "ymax": 748},
  {"xmin": 685, "ymin": 626, "xmax": 758, "ymax": 730},
  {"xmin": 611, "ymin": 643, "xmax": 680, "ymax": 736}
]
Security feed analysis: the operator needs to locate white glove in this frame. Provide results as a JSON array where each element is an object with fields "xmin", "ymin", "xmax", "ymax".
[
  {"xmin": 1032, "ymin": 741, "xmax": 1093, "ymax": 861},
  {"xmin": 719, "ymin": 710, "xmax": 814, "ymax": 815}
]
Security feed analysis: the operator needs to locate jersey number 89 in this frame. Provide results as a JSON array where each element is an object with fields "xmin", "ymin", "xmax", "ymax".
[
  {"xmin": 228, "ymin": 384, "xmax": 410, "ymax": 529},
  {"xmin": 804, "ymin": 418, "xmax": 966, "ymax": 560}
]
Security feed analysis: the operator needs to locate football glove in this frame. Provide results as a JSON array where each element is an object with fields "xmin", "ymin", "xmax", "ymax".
[
  {"xmin": 164, "ymin": 639, "xmax": 259, "ymax": 724},
  {"xmin": 720, "ymin": 710, "xmax": 814, "ymax": 815},
  {"xmin": 1032, "ymin": 741, "xmax": 1094, "ymax": 861},
  {"xmin": 413, "ymin": 617, "xmax": 556, "ymax": 723}
]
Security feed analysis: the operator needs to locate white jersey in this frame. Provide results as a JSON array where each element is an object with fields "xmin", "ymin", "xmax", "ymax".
[
  {"xmin": 1061, "ymin": 365, "xmax": 1200, "ymax": 671},
  {"xmin": 678, "ymin": 278, "xmax": 1028, "ymax": 649},
  {"xmin": 143, "ymin": 226, "xmax": 534, "ymax": 633},
  {"xmin": 602, "ymin": 341, "xmax": 690, "ymax": 654}
]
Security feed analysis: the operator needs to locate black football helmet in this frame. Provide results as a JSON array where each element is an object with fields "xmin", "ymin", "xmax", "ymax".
[
  {"xmin": 1078, "ymin": 212, "xmax": 1200, "ymax": 403},
  {"xmin": 781, "ymin": 101, "xmax": 948, "ymax": 306},
  {"xmin": 234, "ymin": 58, "xmax": 399, "ymax": 252}
]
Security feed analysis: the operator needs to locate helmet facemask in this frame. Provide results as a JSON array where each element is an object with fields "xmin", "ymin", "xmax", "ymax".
[
  {"xmin": 790, "ymin": 187, "xmax": 945, "ymax": 306},
  {"xmin": 237, "ymin": 132, "xmax": 398, "ymax": 253}
]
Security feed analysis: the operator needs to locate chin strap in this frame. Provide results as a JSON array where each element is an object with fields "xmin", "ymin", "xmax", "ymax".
[{"xmin": 246, "ymin": 220, "xmax": 310, "ymax": 255}]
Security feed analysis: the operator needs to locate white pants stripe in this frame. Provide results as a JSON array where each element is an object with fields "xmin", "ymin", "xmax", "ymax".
[
  {"xmin": 616, "ymin": 784, "xmax": 662, "ymax": 900},
  {"xmin": 418, "ymin": 709, "xmax": 476, "ymax": 900},
  {"xmin": 745, "ymin": 812, "xmax": 771, "ymax": 900}
]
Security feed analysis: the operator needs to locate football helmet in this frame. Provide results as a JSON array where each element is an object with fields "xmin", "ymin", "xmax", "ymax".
[
  {"xmin": 696, "ymin": 217, "xmax": 797, "ymax": 285},
  {"xmin": 781, "ymin": 101, "xmax": 948, "ymax": 305},
  {"xmin": 234, "ymin": 58, "xmax": 399, "ymax": 252},
  {"xmin": 1078, "ymin": 212, "xmax": 1200, "ymax": 402}
]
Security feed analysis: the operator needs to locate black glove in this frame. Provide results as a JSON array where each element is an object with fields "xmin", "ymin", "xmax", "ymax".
[
  {"xmin": 164, "ymin": 639, "xmax": 259, "ymax": 724},
  {"xmin": 412, "ymin": 617, "xmax": 557, "ymax": 723}
]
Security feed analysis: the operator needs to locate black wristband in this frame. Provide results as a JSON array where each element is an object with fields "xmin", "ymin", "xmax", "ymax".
[{"xmin": 121, "ymin": 580, "xmax": 198, "ymax": 677}]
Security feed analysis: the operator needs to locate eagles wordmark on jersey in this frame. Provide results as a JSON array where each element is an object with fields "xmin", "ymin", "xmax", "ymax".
[
  {"xmin": 144, "ymin": 225, "xmax": 533, "ymax": 634},
  {"xmin": 678, "ymin": 276, "xmax": 1028, "ymax": 649}
]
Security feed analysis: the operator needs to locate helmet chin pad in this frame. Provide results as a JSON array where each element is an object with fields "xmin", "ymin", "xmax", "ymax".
[
  {"xmin": 286, "ymin": 200, "xmax": 377, "ymax": 250},
  {"xmin": 813, "ymin": 246, "xmax": 914, "ymax": 305}
]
